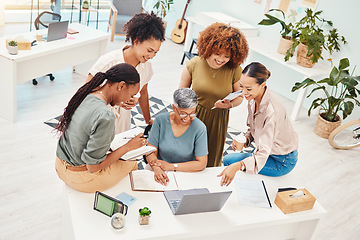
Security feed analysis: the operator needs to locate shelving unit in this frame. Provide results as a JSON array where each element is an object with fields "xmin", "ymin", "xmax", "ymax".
[{"xmin": 70, "ymin": 0, "xmax": 100, "ymax": 29}]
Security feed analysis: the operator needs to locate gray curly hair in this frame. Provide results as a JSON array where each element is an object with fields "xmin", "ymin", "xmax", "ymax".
[{"xmin": 173, "ymin": 88, "xmax": 198, "ymax": 109}]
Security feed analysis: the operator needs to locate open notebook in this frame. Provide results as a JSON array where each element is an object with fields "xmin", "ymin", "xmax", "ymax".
[
  {"xmin": 110, "ymin": 127, "xmax": 156, "ymax": 161},
  {"xmin": 130, "ymin": 170, "xmax": 179, "ymax": 192}
]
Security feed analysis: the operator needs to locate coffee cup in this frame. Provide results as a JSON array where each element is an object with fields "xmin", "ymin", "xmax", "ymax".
[
  {"xmin": 233, "ymin": 133, "xmax": 246, "ymax": 151},
  {"xmin": 36, "ymin": 34, "xmax": 43, "ymax": 42}
]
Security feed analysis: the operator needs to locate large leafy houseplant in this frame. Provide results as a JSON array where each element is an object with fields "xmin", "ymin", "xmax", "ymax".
[
  {"xmin": 291, "ymin": 58, "xmax": 360, "ymax": 122},
  {"xmin": 153, "ymin": 0, "xmax": 174, "ymax": 18},
  {"xmin": 258, "ymin": 9, "xmax": 296, "ymax": 55},
  {"xmin": 285, "ymin": 8, "xmax": 347, "ymax": 65},
  {"xmin": 258, "ymin": 9, "xmax": 294, "ymax": 39}
]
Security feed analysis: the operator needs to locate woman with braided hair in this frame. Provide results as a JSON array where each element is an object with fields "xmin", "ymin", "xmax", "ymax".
[
  {"xmin": 179, "ymin": 23, "xmax": 249, "ymax": 167},
  {"xmin": 55, "ymin": 63, "xmax": 147, "ymax": 193},
  {"xmin": 87, "ymin": 11, "xmax": 165, "ymax": 134}
]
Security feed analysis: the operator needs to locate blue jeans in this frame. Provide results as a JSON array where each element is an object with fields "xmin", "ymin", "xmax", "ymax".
[{"xmin": 222, "ymin": 150, "xmax": 298, "ymax": 177}]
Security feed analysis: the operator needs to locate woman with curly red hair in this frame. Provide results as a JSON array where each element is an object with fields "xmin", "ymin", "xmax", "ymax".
[
  {"xmin": 86, "ymin": 12, "xmax": 165, "ymax": 133},
  {"xmin": 179, "ymin": 23, "xmax": 249, "ymax": 167}
]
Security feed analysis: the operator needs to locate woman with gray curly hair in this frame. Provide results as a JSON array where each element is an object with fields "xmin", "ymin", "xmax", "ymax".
[{"xmin": 146, "ymin": 88, "xmax": 208, "ymax": 185}]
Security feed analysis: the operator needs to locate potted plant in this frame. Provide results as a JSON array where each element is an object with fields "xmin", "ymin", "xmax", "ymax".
[
  {"xmin": 139, "ymin": 207, "xmax": 151, "ymax": 225},
  {"xmin": 82, "ymin": 0, "xmax": 89, "ymax": 9},
  {"xmin": 8, "ymin": 40, "xmax": 18, "ymax": 55},
  {"xmin": 285, "ymin": 8, "xmax": 347, "ymax": 68},
  {"xmin": 258, "ymin": 9, "xmax": 295, "ymax": 55},
  {"xmin": 153, "ymin": 0, "xmax": 174, "ymax": 19},
  {"xmin": 291, "ymin": 58, "xmax": 360, "ymax": 138}
]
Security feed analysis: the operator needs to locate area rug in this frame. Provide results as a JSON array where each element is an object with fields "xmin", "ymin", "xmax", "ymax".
[{"xmin": 45, "ymin": 96, "xmax": 253, "ymax": 169}]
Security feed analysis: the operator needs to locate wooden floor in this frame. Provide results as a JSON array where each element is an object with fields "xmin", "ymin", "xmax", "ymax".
[{"xmin": 0, "ymin": 23, "xmax": 359, "ymax": 240}]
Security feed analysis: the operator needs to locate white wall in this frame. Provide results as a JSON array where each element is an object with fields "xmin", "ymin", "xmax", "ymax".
[
  {"xmin": 0, "ymin": 1, "xmax": 4, "ymax": 27},
  {"xmin": 163, "ymin": 0, "xmax": 360, "ymax": 120}
]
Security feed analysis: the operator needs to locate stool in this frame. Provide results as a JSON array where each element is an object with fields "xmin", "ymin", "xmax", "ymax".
[{"xmin": 181, "ymin": 38, "xmax": 198, "ymax": 65}]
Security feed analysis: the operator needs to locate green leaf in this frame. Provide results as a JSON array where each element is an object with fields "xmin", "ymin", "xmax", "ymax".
[
  {"xmin": 329, "ymin": 67, "xmax": 339, "ymax": 83},
  {"xmin": 342, "ymin": 101, "xmax": 354, "ymax": 119},
  {"xmin": 258, "ymin": 19, "xmax": 278, "ymax": 26},
  {"xmin": 291, "ymin": 78, "xmax": 316, "ymax": 92},
  {"xmin": 307, "ymin": 85, "xmax": 325, "ymax": 98},
  {"xmin": 338, "ymin": 58, "xmax": 350, "ymax": 70},
  {"xmin": 318, "ymin": 77, "xmax": 330, "ymax": 84},
  {"xmin": 308, "ymin": 98, "xmax": 325, "ymax": 116},
  {"xmin": 268, "ymin": 9, "xmax": 285, "ymax": 19}
]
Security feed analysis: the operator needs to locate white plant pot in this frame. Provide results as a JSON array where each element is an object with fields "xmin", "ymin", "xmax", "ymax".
[
  {"xmin": 8, "ymin": 45, "xmax": 18, "ymax": 55},
  {"xmin": 277, "ymin": 36, "xmax": 293, "ymax": 55}
]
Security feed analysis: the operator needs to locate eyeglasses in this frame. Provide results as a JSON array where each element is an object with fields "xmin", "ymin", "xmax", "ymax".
[{"xmin": 175, "ymin": 107, "xmax": 197, "ymax": 118}]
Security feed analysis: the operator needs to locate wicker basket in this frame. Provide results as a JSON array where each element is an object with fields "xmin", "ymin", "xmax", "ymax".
[
  {"xmin": 277, "ymin": 36, "xmax": 293, "ymax": 55},
  {"xmin": 296, "ymin": 43, "xmax": 315, "ymax": 68},
  {"xmin": 314, "ymin": 113, "xmax": 341, "ymax": 139}
]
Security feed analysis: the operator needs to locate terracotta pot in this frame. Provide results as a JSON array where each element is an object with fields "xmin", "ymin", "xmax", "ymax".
[
  {"xmin": 139, "ymin": 215, "xmax": 150, "ymax": 225},
  {"xmin": 296, "ymin": 43, "xmax": 316, "ymax": 68},
  {"xmin": 314, "ymin": 113, "xmax": 341, "ymax": 139},
  {"xmin": 277, "ymin": 36, "xmax": 293, "ymax": 55}
]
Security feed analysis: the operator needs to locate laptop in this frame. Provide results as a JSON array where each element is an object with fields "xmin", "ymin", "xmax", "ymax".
[
  {"xmin": 163, "ymin": 188, "xmax": 232, "ymax": 215},
  {"xmin": 43, "ymin": 21, "xmax": 69, "ymax": 42}
]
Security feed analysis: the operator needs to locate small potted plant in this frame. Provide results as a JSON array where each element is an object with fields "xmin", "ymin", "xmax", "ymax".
[
  {"xmin": 139, "ymin": 207, "xmax": 151, "ymax": 225},
  {"xmin": 82, "ymin": 0, "xmax": 89, "ymax": 9},
  {"xmin": 285, "ymin": 8, "xmax": 347, "ymax": 68},
  {"xmin": 153, "ymin": 0, "xmax": 174, "ymax": 19},
  {"xmin": 8, "ymin": 40, "xmax": 18, "ymax": 55},
  {"xmin": 291, "ymin": 58, "xmax": 360, "ymax": 138},
  {"xmin": 258, "ymin": 9, "xmax": 295, "ymax": 55}
]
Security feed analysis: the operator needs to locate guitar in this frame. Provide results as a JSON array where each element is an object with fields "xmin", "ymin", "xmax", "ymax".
[{"xmin": 170, "ymin": 0, "xmax": 191, "ymax": 44}]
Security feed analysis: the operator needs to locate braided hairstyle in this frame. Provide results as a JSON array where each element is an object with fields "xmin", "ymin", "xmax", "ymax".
[
  {"xmin": 56, "ymin": 63, "xmax": 140, "ymax": 134},
  {"xmin": 197, "ymin": 22, "xmax": 249, "ymax": 68},
  {"xmin": 123, "ymin": 11, "xmax": 165, "ymax": 44}
]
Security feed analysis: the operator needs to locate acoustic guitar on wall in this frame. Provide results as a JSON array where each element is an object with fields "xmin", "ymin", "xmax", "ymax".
[{"xmin": 170, "ymin": 0, "xmax": 191, "ymax": 44}]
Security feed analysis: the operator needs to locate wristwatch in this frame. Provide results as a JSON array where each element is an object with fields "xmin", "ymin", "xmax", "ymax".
[{"xmin": 173, "ymin": 164, "xmax": 178, "ymax": 172}]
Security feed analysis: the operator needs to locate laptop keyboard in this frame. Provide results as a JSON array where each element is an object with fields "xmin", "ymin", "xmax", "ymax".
[{"xmin": 170, "ymin": 200, "xmax": 181, "ymax": 210}]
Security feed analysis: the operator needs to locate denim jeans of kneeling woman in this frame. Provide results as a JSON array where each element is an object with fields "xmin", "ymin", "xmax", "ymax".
[{"xmin": 222, "ymin": 150, "xmax": 298, "ymax": 177}]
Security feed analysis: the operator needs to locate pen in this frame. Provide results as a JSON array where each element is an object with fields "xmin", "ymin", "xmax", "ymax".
[{"xmin": 123, "ymin": 135, "xmax": 148, "ymax": 139}]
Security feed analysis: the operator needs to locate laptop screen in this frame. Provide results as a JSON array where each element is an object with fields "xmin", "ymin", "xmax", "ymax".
[{"xmin": 45, "ymin": 21, "xmax": 69, "ymax": 42}]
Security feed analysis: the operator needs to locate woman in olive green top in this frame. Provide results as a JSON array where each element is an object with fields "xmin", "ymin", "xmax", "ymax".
[
  {"xmin": 55, "ymin": 63, "xmax": 147, "ymax": 193},
  {"xmin": 179, "ymin": 23, "xmax": 249, "ymax": 167}
]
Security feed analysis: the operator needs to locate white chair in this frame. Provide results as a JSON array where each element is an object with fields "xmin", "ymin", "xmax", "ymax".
[{"xmin": 107, "ymin": 0, "xmax": 143, "ymax": 42}]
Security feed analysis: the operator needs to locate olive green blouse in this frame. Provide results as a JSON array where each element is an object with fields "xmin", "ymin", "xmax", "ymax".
[
  {"xmin": 186, "ymin": 56, "xmax": 242, "ymax": 109},
  {"xmin": 56, "ymin": 94, "xmax": 115, "ymax": 166}
]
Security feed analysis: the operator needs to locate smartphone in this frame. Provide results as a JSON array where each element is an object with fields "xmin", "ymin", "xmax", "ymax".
[{"xmin": 93, "ymin": 191, "xmax": 128, "ymax": 217}]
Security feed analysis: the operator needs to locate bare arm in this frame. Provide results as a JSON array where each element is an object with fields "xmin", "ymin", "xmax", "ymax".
[
  {"xmin": 86, "ymin": 134, "xmax": 147, "ymax": 173},
  {"xmin": 138, "ymin": 84, "xmax": 152, "ymax": 124},
  {"xmin": 158, "ymin": 155, "xmax": 207, "ymax": 172},
  {"xmin": 214, "ymin": 81, "xmax": 244, "ymax": 109},
  {"xmin": 145, "ymin": 145, "xmax": 169, "ymax": 186},
  {"xmin": 179, "ymin": 67, "xmax": 192, "ymax": 88}
]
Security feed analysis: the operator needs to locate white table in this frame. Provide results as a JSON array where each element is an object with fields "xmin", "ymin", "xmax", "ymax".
[
  {"xmin": 0, "ymin": 23, "xmax": 109, "ymax": 122},
  {"xmin": 246, "ymin": 37, "xmax": 332, "ymax": 120},
  {"xmin": 63, "ymin": 167, "xmax": 326, "ymax": 240}
]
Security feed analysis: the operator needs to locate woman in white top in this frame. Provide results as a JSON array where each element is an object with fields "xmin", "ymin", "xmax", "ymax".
[{"xmin": 86, "ymin": 12, "xmax": 165, "ymax": 133}]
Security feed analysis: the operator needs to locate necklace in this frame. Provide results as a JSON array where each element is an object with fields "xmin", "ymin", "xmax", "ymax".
[
  {"xmin": 209, "ymin": 66, "xmax": 221, "ymax": 78},
  {"xmin": 98, "ymin": 91, "xmax": 108, "ymax": 103}
]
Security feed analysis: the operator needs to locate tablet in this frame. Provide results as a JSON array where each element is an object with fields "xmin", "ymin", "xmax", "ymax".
[{"xmin": 93, "ymin": 191, "xmax": 128, "ymax": 217}]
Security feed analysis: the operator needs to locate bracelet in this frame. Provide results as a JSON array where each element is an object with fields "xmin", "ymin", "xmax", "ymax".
[
  {"xmin": 146, "ymin": 119, "xmax": 152, "ymax": 124},
  {"xmin": 145, "ymin": 152, "xmax": 153, "ymax": 157}
]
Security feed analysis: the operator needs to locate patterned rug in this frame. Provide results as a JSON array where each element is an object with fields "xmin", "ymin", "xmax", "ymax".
[{"xmin": 45, "ymin": 96, "xmax": 253, "ymax": 169}]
